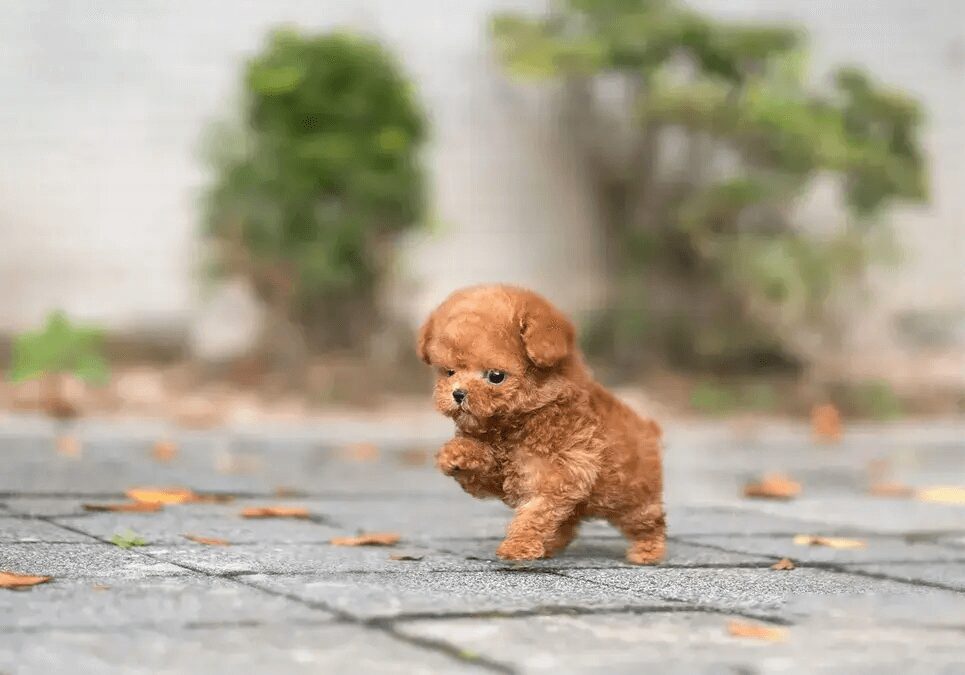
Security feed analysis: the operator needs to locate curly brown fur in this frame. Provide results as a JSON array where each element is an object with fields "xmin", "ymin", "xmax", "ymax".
[{"xmin": 418, "ymin": 285, "xmax": 665, "ymax": 564}]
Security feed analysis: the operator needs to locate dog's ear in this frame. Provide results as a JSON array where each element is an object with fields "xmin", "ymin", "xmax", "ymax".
[
  {"xmin": 416, "ymin": 313, "xmax": 434, "ymax": 364},
  {"xmin": 518, "ymin": 293, "xmax": 575, "ymax": 368}
]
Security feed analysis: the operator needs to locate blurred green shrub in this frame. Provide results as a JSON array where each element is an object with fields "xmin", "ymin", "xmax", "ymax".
[
  {"xmin": 493, "ymin": 0, "xmax": 926, "ymax": 372},
  {"xmin": 203, "ymin": 29, "xmax": 427, "ymax": 352},
  {"xmin": 835, "ymin": 380, "xmax": 903, "ymax": 420},
  {"xmin": 689, "ymin": 380, "xmax": 777, "ymax": 415}
]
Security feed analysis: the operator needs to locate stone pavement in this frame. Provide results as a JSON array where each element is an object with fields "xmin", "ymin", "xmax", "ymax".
[{"xmin": 0, "ymin": 414, "xmax": 963, "ymax": 674}]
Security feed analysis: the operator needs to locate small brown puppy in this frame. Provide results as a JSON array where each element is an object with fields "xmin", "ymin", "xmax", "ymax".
[{"xmin": 418, "ymin": 285, "xmax": 665, "ymax": 564}]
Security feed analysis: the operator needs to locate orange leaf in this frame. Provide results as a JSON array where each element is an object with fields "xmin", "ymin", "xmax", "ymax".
[
  {"xmin": 793, "ymin": 535, "xmax": 866, "ymax": 549},
  {"xmin": 869, "ymin": 481, "xmax": 914, "ymax": 498},
  {"xmin": 240, "ymin": 506, "xmax": 310, "ymax": 519},
  {"xmin": 151, "ymin": 440, "xmax": 178, "ymax": 463},
  {"xmin": 916, "ymin": 486, "xmax": 965, "ymax": 505},
  {"xmin": 83, "ymin": 501, "xmax": 163, "ymax": 513},
  {"xmin": 398, "ymin": 448, "xmax": 429, "ymax": 466},
  {"xmin": 126, "ymin": 487, "xmax": 197, "ymax": 505},
  {"xmin": 743, "ymin": 474, "xmax": 801, "ymax": 500},
  {"xmin": 190, "ymin": 494, "xmax": 235, "ymax": 504},
  {"xmin": 273, "ymin": 486, "xmax": 301, "ymax": 498},
  {"xmin": 0, "ymin": 571, "xmax": 52, "ymax": 589},
  {"xmin": 770, "ymin": 558, "xmax": 795, "ymax": 570},
  {"xmin": 811, "ymin": 403, "xmax": 842, "ymax": 443},
  {"xmin": 182, "ymin": 534, "xmax": 231, "ymax": 546},
  {"xmin": 55, "ymin": 435, "xmax": 82, "ymax": 458},
  {"xmin": 727, "ymin": 620, "xmax": 788, "ymax": 642},
  {"xmin": 339, "ymin": 442, "xmax": 380, "ymax": 462},
  {"xmin": 331, "ymin": 532, "xmax": 400, "ymax": 547}
]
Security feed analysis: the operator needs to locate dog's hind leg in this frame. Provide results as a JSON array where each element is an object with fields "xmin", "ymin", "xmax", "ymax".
[{"xmin": 611, "ymin": 502, "xmax": 666, "ymax": 565}]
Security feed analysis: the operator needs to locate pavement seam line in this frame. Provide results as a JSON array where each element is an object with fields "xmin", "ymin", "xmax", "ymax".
[
  {"xmin": 36, "ymin": 515, "xmax": 515, "ymax": 675},
  {"xmin": 671, "ymin": 535, "xmax": 965, "ymax": 594}
]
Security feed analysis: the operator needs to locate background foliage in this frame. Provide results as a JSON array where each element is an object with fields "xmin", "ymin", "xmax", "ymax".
[
  {"xmin": 204, "ymin": 29, "xmax": 428, "ymax": 354},
  {"xmin": 492, "ymin": 0, "xmax": 927, "ymax": 374}
]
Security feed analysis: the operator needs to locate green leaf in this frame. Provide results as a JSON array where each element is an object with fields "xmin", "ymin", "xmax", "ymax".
[{"xmin": 111, "ymin": 530, "xmax": 148, "ymax": 549}]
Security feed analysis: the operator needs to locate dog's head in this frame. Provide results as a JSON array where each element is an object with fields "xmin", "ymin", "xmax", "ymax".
[{"xmin": 417, "ymin": 285, "xmax": 578, "ymax": 431}]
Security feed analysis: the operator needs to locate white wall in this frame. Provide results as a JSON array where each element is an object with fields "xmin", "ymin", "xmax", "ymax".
[
  {"xmin": 0, "ymin": 0, "xmax": 601, "ymax": 335},
  {"xmin": 0, "ymin": 1, "xmax": 961, "ymax": 374}
]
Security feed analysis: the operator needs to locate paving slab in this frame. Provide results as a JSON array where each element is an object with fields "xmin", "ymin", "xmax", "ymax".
[
  {"xmin": 1, "ymin": 416, "xmax": 963, "ymax": 673},
  {"xmin": 245, "ymin": 570, "xmax": 682, "ymax": 619},
  {"xmin": 2, "ymin": 543, "xmax": 185, "ymax": 579},
  {"xmin": 735, "ymin": 497, "xmax": 965, "ymax": 535},
  {"xmin": 397, "ymin": 611, "xmax": 965, "ymax": 674},
  {"xmin": 562, "ymin": 567, "xmax": 960, "ymax": 618},
  {"xmin": 676, "ymin": 533, "xmax": 965, "ymax": 564},
  {"xmin": 0, "ymin": 575, "xmax": 327, "ymax": 630},
  {"xmin": 149, "ymin": 543, "xmax": 495, "ymax": 575},
  {"xmin": 0, "ymin": 497, "xmax": 104, "ymax": 517},
  {"xmin": 0, "ymin": 516, "xmax": 93, "ymax": 543},
  {"xmin": 665, "ymin": 505, "xmax": 845, "ymax": 537},
  {"xmin": 53, "ymin": 504, "xmax": 342, "ymax": 545},
  {"xmin": 432, "ymin": 537, "xmax": 775, "ymax": 569},
  {"xmin": 0, "ymin": 624, "xmax": 485, "ymax": 675},
  {"xmin": 838, "ymin": 562, "xmax": 965, "ymax": 591}
]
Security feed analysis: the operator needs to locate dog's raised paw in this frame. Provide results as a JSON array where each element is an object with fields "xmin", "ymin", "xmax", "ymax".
[{"xmin": 496, "ymin": 538, "xmax": 545, "ymax": 561}]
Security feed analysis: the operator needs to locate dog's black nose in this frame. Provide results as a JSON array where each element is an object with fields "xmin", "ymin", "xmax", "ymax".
[{"xmin": 452, "ymin": 389, "xmax": 467, "ymax": 404}]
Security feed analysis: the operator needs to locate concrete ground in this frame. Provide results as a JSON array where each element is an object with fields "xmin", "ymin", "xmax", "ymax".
[{"xmin": 0, "ymin": 413, "xmax": 963, "ymax": 674}]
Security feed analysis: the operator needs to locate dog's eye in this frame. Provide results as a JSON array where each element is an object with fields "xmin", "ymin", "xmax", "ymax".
[
  {"xmin": 445, "ymin": 369, "xmax": 455, "ymax": 377},
  {"xmin": 485, "ymin": 370, "xmax": 506, "ymax": 385}
]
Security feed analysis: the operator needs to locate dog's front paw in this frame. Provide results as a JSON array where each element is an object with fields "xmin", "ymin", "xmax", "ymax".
[
  {"xmin": 436, "ymin": 438, "xmax": 493, "ymax": 477},
  {"xmin": 496, "ymin": 537, "xmax": 545, "ymax": 561}
]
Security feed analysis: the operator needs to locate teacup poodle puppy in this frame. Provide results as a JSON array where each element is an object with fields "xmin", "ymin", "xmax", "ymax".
[{"xmin": 418, "ymin": 284, "xmax": 665, "ymax": 564}]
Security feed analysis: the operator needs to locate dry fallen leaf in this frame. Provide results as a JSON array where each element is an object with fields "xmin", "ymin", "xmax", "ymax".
[
  {"xmin": 331, "ymin": 532, "xmax": 401, "ymax": 547},
  {"xmin": 743, "ymin": 474, "xmax": 801, "ymax": 500},
  {"xmin": 811, "ymin": 403, "xmax": 843, "ymax": 443},
  {"xmin": 151, "ymin": 439, "xmax": 178, "ymax": 463},
  {"xmin": 126, "ymin": 487, "xmax": 197, "ymax": 505},
  {"xmin": 771, "ymin": 558, "xmax": 795, "ymax": 570},
  {"xmin": 0, "ymin": 571, "xmax": 52, "ymax": 589},
  {"xmin": 793, "ymin": 535, "xmax": 866, "ymax": 549},
  {"xmin": 727, "ymin": 620, "xmax": 788, "ymax": 642},
  {"xmin": 190, "ymin": 494, "xmax": 235, "ymax": 504},
  {"xmin": 869, "ymin": 481, "xmax": 914, "ymax": 498},
  {"xmin": 240, "ymin": 506, "xmax": 310, "ymax": 519},
  {"xmin": 183, "ymin": 534, "xmax": 231, "ymax": 546},
  {"xmin": 273, "ymin": 486, "xmax": 302, "ymax": 498},
  {"xmin": 91, "ymin": 584, "xmax": 111, "ymax": 591},
  {"xmin": 916, "ymin": 486, "xmax": 965, "ymax": 505},
  {"xmin": 83, "ymin": 501, "xmax": 163, "ymax": 513},
  {"xmin": 389, "ymin": 553, "xmax": 424, "ymax": 561},
  {"xmin": 339, "ymin": 442, "xmax": 380, "ymax": 462},
  {"xmin": 55, "ymin": 435, "xmax": 82, "ymax": 458},
  {"xmin": 398, "ymin": 448, "xmax": 430, "ymax": 466}
]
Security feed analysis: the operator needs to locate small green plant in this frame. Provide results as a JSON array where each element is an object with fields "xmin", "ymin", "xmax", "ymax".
[
  {"xmin": 492, "ymin": 0, "xmax": 927, "ymax": 373},
  {"xmin": 111, "ymin": 530, "xmax": 148, "ymax": 549},
  {"xmin": 8, "ymin": 311, "xmax": 109, "ymax": 417},
  {"xmin": 203, "ymin": 28, "xmax": 428, "ymax": 355},
  {"xmin": 9, "ymin": 311, "xmax": 109, "ymax": 384}
]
